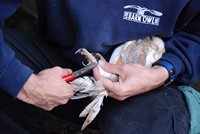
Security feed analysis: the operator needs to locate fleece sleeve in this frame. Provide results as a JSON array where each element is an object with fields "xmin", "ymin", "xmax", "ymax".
[
  {"xmin": 0, "ymin": 0, "xmax": 33, "ymax": 97},
  {"xmin": 161, "ymin": 12, "xmax": 200, "ymax": 84}
]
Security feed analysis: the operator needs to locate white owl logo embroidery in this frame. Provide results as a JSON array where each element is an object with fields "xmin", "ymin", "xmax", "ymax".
[{"xmin": 123, "ymin": 5, "xmax": 163, "ymax": 26}]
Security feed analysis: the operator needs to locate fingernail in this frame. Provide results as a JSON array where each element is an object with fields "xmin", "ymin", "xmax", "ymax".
[
  {"xmin": 98, "ymin": 60, "xmax": 105, "ymax": 66},
  {"xmin": 67, "ymin": 69, "xmax": 72, "ymax": 73}
]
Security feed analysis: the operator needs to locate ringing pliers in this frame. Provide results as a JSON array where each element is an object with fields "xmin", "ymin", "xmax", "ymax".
[{"xmin": 63, "ymin": 62, "xmax": 97, "ymax": 82}]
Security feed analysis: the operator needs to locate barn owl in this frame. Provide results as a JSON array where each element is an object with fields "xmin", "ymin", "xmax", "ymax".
[{"xmin": 70, "ymin": 36, "xmax": 165, "ymax": 130}]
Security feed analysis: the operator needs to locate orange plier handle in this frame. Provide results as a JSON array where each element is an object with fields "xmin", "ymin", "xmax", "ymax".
[{"xmin": 63, "ymin": 74, "xmax": 75, "ymax": 82}]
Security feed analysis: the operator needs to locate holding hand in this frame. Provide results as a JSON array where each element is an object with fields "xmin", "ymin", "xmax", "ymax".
[
  {"xmin": 17, "ymin": 67, "xmax": 75, "ymax": 111},
  {"xmin": 94, "ymin": 60, "xmax": 169, "ymax": 100}
]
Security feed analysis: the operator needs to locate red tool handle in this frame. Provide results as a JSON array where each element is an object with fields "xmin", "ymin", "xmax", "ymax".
[{"xmin": 63, "ymin": 74, "xmax": 75, "ymax": 82}]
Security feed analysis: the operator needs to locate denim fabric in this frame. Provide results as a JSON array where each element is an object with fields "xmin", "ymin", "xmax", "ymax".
[{"xmin": 97, "ymin": 86, "xmax": 190, "ymax": 134}]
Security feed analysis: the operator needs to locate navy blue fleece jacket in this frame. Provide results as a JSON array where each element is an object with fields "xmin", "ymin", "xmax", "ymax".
[{"xmin": 1, "ymin": 0, "xmax": 200, "ymax": 97}]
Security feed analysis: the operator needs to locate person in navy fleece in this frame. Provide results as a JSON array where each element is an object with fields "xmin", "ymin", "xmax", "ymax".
[{"xmin": 0, "ymin": 0, "xmax": 200, "ymax": 133}]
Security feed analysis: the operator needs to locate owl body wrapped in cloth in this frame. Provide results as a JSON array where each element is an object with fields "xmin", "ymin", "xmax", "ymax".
[{"xmin": 70, "ymin": 36, "xmax": 165, "ymax": 130}]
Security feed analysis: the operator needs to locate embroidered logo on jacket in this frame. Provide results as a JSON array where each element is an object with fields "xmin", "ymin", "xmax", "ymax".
[{"xmin": 123, "ymin": 5, "xmax": 163, "ymax": 26}]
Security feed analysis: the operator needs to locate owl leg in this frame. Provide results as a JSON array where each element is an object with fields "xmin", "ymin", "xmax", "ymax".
[
  {"xmin": 92, "ymin": 53, "xmax": 106, "ymax": 62},
  {"xmin": 74, "ymin": 48, "xmax": 109, "ymax": 131},
  {"xmin": 75, "ymin": 48, "xmax": 98, "ymax": 64}
]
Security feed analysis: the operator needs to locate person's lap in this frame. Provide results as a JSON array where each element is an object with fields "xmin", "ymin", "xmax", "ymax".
[
  {"xmin": 0, "ymin": 28, "xmax": 190, "ymax": 133},
  {"xmin": 97, "ymin": 86, "xmax": 190, "ymax": 134}
]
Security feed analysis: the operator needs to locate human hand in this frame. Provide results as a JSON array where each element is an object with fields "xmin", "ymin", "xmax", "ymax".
[
  {"xmin": 17, "ymin": 67, "xmax": 75, "ymax": 111},
  {"xmin": 93, "ymin": 60, "xmax": 169, "ymax": 100}
]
